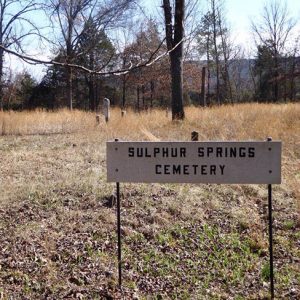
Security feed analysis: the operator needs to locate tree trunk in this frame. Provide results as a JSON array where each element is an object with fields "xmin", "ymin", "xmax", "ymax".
[
  {"xmin": 0, "ymin": 48, "xmax": 3, "ymax": 111},
  {"xmin": 160, "ymin": 95, "xmax": 164, "ymax": 106},
  {"xmin": 290, "ymin": 78, "xmax": 295, "ymax": 101},
  {"xmin": 75, "ymin": 74, "xmax": 80, "ymax": 108},
  {"xmin": 206, "ymin": 35, "xmax": 211, "ymax": 105},
  {"xmin": 274, "ymin": 53, "xmax": 279, "ymax": 102},
  {"xmin": 212, "ymin": 0, "xmax": 220, "ymax": 105},
  {"xmin": 170, "ymin": 51, "xmax": 184, "ymax": 119},
  {"xmin": 290, "ymin": 62, "xmax": 296, "ymax": 101},
  {"xmin": 88, "ymin": 52, "xmax": 95, "ymax": 111},
  {"xmin": 163, "ymin": 0, "xmax": 185, "ymax": 120},
  {"xmin": 122, "ymin": 56, "xmax": 127, "ymax": 109},
  {"xmin": 136, "ymin": 85, "xmax": 140, "ymax": 112},
  {"xmin": 88, "ymin": 75, "xmax": 95, "ymax": 111},
  {"xmin": 66, "ymin": 3, "xmax": 74, "ymax": 110},
  {"xmin": 142, "ymin": 85, "xmax": 145, "ymax": 109},
  {"xmin": 207, "ymin": 68, "xmax": 211, "ymax": 105},
  {"xmin": 150, "ymin": 80, "xmax": 154, "ymax": 108},
  {"xmin": 222, "ymin": 61, "xmax": 233, "ymax": 103},
  {"xmin": 67, "ymin": 66, "xmax": 73, "ymax": 110},
  {"xmin": 283, "ymin": 57, "xmax": 287, "ymax": 103},
  {"xmin": 217, "ymin": 7, "xmax": 233, "ymax": 103},
  {"xmin": 122, "ymin": 75, "xmax": 126, "ymax": 108},
  {"xmin": 200, "ymin": 67, "xmax": 206, "ymax": 106}
]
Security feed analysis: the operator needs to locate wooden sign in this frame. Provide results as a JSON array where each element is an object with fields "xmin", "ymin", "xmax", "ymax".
[{"xmin": 107, "ymin": 141, "xmax": 281, "ymax": 184}]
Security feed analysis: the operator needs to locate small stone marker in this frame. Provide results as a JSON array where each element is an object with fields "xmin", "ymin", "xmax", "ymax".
[
  {"xmin": 191, "ymin": 131, "xmax": 199, "ymax": 141},
  {"xmin": 103, "ymin": 98, "xmax": 110, "ymax": 123},
  {"xmin": 121, "ymin": 110, "xmax": 126, "ymax": 117}
]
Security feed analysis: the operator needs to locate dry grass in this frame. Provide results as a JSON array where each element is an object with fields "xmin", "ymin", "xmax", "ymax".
[
  {"xmin": 1, "ymin": 103, "xmax": 299, "ymax": 192},
  {"xmin": 0, "ymin": 109, "xmax": 96, "ymax": 135},
  {"xmin": 0, "ymin": 103, "xmax": 299, "ymax": 299},
  {"xmin": 1, "ymin": 103, "xmax": 299, "ymax": 140}
]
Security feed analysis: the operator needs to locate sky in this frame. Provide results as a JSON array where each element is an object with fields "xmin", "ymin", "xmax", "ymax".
[
  {"xmin": 7, "ymin": 0, "xmax": 300, "ymax": 81},
  {"xmin": 142, "ymin": 0, "xmax": 300, "ymax": 49},
  {"xmin": 225, "ymin": 0, "xmax": 300, "ymax": 48}
]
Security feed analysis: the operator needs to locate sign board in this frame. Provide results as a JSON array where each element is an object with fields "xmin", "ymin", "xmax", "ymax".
[{"xmin": 107, "ymin": 141, "xmax": 281, "ymax": 184}]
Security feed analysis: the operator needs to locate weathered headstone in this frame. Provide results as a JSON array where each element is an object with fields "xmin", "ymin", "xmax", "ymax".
[
  {"xmin": 121, "ymin": 110, "xmax": 126, "ymax": 117},
  {"xmin": 96, "ymin": 115, "xmax": 100, "ymax": 124},
  {"xmin": 103, "ymin": 98, "xmax": 110, "ymax": 123}
]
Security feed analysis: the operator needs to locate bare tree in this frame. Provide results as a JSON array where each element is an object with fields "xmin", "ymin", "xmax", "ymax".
[
  {"xmin": 217, "ymin": 4, "xmax": 234, "ymax": 103},
  {"xmin": 230, "ymin": 49, "xmax": 255, "ymax": 102},
  {"xmin": 0, "ymin": 0, "xmax": 39, "ymax": 110},
  {"xmin": 46, "ymin": 0, "xmax": 136, "ymax": 109},
  {"xmin": 0, "ymin": 0, "xmax": 188, "ymax": 111},
  {"xmin": 197, "ymin": 12, "xmax": 213, "ymax": 104},
  {"xmin": 197, "ymin": 0, "xmax": 235, "ymax": 104},
  {"xmin": 211, "ymin": 0, "xmax": 221, "ymax": 105},
  {"xmin": 162, "ymin": 0, "xmax": 185, "ymax": 120},
  {"xmin": 288, "ymin": 38, "xmax": 300, "ymax": 101},
  {"xmin": 252, "ymin": 0, "xmax": 295, "ymax": 101},
  {"xmin": 114, "ymin": 26, "xmax": 133, "ymax": 109}
]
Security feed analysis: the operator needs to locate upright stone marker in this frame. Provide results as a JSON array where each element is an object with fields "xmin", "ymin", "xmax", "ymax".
[{"xmin": 103, "ymin": 98, "xmax": 110, "ymax": 123}]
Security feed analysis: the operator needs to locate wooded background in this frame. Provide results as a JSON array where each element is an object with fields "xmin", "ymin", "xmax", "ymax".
[{"xmin": 0, "ymin": 0, "xmax": 299, "ymax": 119}]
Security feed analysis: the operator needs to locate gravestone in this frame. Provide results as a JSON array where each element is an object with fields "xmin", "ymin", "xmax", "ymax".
[{"xmin": 103, "ymin": 98, "xmax": 110, "ymax": 123}]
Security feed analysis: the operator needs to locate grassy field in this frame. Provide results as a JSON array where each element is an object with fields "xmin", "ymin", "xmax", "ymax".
[{"xmin": 0, "ymin": 103, "xmax": 299, "ymax": 299}]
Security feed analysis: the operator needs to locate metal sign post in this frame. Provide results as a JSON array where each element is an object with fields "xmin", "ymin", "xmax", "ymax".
[
  {"xmin": 114, "ymin": 139, "xmax": 122, "ymax": 288},
  {"xmin": 116, "ymin": 181, "xmax": 122, "ymax": 287},
  {"xmin": 267, "ymin": 137, "xmax": 274, "ymax": 299},
  {"xmin": 268, "ymin": 183, "xmax": 274, "ymax": 299}
]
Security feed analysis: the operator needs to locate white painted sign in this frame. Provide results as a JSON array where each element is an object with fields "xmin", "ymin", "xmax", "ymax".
[{"xmin": 106, "ymin": 141, "xmax": 281, "ymax": 184}]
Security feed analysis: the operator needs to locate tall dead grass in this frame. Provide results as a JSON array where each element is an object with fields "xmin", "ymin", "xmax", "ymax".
[
  {"xmin": 0, "ymin": 109, "xmax": 96, "ymax": 135},
  {"xmin": 107, "ymin": 103, "xmax": 300, "ymax": 142},
  {"xmin": 0, "ymin": 103, "xmax": 299, "ymax": 142}
]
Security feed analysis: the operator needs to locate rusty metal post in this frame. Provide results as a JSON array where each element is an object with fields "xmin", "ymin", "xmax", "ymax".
[{"xmin": 200, "ymin": 67, "xmax": 206, "ymax": 106}]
